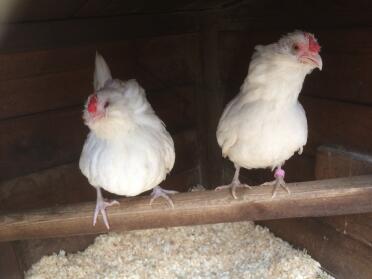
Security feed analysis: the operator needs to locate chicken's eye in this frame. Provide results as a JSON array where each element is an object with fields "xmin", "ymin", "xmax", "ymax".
[
  {"xmin": 292, "ymin": 44, "xmax": 299, "ymax": 51},
  {"xmin": 104, "ymin": 101, "xmax": 110, "ymax": 108}
]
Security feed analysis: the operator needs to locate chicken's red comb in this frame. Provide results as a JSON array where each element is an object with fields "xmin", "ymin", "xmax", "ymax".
[
  {"xmin": 305, "ymin": 33, "xmax": 320, "ymax": 53},
  {"xmin": 87, "ymin": 94, "xmax": 98, "ymax": 113}
]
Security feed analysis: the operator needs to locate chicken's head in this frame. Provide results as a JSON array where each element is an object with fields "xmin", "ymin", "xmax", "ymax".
[
  {"xmin": 277, "ymin": 31, "xmax": 322, "ymax": 70},
  {"xmin": 83, "ymin": 81, "xmax": 135, "ymax": 137},
  {"xmin": 82, "ymin": 52, "xmax": 141, "ymax": 139},
  {"xmin": 84, "ymin": 92, "xmax": 108, "ymax": 122}
]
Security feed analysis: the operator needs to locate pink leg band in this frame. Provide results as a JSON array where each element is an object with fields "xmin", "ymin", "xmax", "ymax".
[{"xmin": 274, "ymin": 167, "xmax": 285, "ymax": 179}]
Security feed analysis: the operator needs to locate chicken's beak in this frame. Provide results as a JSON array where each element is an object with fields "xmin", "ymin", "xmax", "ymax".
[{"xmin": 300, "ymin": 53, "xmax": 322, "ymax": 70}]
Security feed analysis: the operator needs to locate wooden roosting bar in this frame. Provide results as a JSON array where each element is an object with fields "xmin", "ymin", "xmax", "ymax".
[{"xmin": 1, "ymin": 174, "xmax": 372, "ymax": 241}]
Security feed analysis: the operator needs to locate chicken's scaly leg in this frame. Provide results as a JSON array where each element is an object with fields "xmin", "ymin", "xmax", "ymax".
[
  {"xmin": 215, "ymin": 165, "xmax": 252, "ymax": 199},
  {"xmin": 93, "ymin": 187, "xmax": 119, "ymax": 229},
  {"xmin": 149, "ymin": 186, "xmax": 178, "ymax": 208},
  {"xmin": 260, "ymin": 167, "xmax": 290, "ymax": 198}
]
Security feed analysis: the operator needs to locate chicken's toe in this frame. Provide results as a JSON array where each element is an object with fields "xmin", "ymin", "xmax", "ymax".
[
  {"xmin": 215, "ymin": 181, "xmax": 252, "ymax": 199},
  {"xmin": 149, "ymin": 186, "xmax": 178, "ymax": 208},
  {"xmin": 93, "ymin": 198, "xmax": 119, "ymax": 229}
]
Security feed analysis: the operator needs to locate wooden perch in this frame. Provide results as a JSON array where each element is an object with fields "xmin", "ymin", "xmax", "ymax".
[{"xmin": 1, "ymin": 175, "xmax": 372, "ymax": 242}]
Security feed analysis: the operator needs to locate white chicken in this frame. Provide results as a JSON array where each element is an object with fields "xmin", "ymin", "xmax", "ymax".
[
  {"xmin": 79, "ymin": 53, "xmax": 177, "ymax": 229},
  {"xmin": 216, "ymin": 31, "xmax": 322, "ymax": 199}
]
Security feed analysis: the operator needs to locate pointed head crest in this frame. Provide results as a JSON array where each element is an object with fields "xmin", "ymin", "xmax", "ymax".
[{"xmin": 94, "ymin": 52, "xmax": 112, "ymax": 91}]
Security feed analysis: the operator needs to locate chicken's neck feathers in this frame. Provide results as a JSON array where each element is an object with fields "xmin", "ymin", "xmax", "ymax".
[{"xmin": 239, "ymin": 47, "xmax": 311, "ymax": 106}]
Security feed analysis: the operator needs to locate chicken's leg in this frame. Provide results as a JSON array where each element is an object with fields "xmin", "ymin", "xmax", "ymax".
[
  {"xmin": 260, "ymin": 167, "xmax": 290, "ymax": 198},
  {"xmin": 93, "ymin": 187, "xmax": 119, "ymax": 229},
  {"xmin": 149, "ymin": 186, "xmax": 178, "ymax": 208},
  {"xmin": 215, "ymin": 165, "xmax": 252, "ymax": 199}
]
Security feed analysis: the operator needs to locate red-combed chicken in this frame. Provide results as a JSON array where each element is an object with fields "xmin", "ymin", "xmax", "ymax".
[
  {"xmin": 79, "ymin": 53, "xmax": 177, "ymax": 229},
  {"xmin": 216, "ymin": 31, "xmax": 322, "ymax": 199}
]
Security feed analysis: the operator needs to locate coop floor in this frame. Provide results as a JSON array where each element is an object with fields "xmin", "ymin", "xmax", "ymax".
[{"xmin": 26, "ymin": 221, "xmax": 333, "ymax": 279}]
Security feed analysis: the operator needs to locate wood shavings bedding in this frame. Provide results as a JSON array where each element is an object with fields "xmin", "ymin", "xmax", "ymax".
[{"xmin": 26, "ymin": 221, "xmax": 333, "ymax": 279}]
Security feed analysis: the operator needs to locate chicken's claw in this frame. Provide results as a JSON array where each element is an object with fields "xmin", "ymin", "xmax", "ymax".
[
  {"xmin": 93, "ymin": 187, "xmax": 119, "ymax": 230},
  {"xmin": 260, "ymin": 167, "xmax": 290, "ymax": 198},
  {"xmin": 150, "ymin": 186, "xmax": 178, "ymax": 208},
  {"xmin": 215, "ymin": 182, "xmax": 252, "ymax": 199}
]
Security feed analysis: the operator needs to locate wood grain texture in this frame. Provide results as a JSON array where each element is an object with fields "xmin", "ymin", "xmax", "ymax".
[
  {"xmin": 0, "ymin": 13, "xmax": 199, "ymax": 52},
  {"xmin": 303, "ymin": 97, "xmax": 372, "ymax": 155},
  {"xmin": 315, "ymin": 146, "xmax": 372, "ymax": 180},
  {"xmin": 1, "ymin": 175, "xmax": 372, "ymax": 241},
  {"xmin": 0, "ymin": 34, "xmax": 198, "ymax": 83},
  {"xmin": 197, "ymin": 14, "xmax": 224, "ymax": 187},
  {"xmin": 315, "ymin": 146, "xmax": 372, "ymax": 247},
  {"xmin": 77, "ymin": 0, "xmax": 232, "ymax": 17},
  {"xmin": 0, "ymin": 163, "xmax": 93, "ymax": 212},
  {"xmin": 321, "ymin": 214, "xmax": 372, "ymax": 248},
  {"xmin": 0, "ymin": 0, "xmax": 230, "ymax": 22},
  {"xmin": 5, "ymin": 0, "xmax": 372, "ymax": 27},
  {"xmin": 221, "ymin": 0, "xmax": 372, "ymax": 30},
  {"xmin": 0, "ymin": 69, "xmax": 91, "ymax": 119},
  {"xmin": 0, "ymin": 42, "xmax": 136, "ymax": 119},
  {"xmin": 0, "ymin": 107, "xmax": 86, "ymax": 181},
  {"xmin": 1, "ymin": 0, "xmax": 87, "ymax": 23},
  {"xmin": 0, "ymin": 33, "xmax": 199, "ymax": 120},
  {"xmin": 0, "ymin": 242, "xmax": 22, "ymax": 279},
  {"xmin": 133, "ymin": 34, "xmax": 200, "ymax": 90}
]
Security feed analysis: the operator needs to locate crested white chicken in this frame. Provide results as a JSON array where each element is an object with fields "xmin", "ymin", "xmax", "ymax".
[
  {"xmin": 216, "ymin": 31, "xmax": 322, "ymax": 199},
  {"xmin": 79, "ymin": 53, "xmax": 177, "ymax": 229}
]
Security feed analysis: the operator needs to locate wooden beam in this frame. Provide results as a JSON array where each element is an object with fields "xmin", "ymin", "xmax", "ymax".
[{"xmin": 1, "ymin": 175, "xmax": 372, "ymax": 241}]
